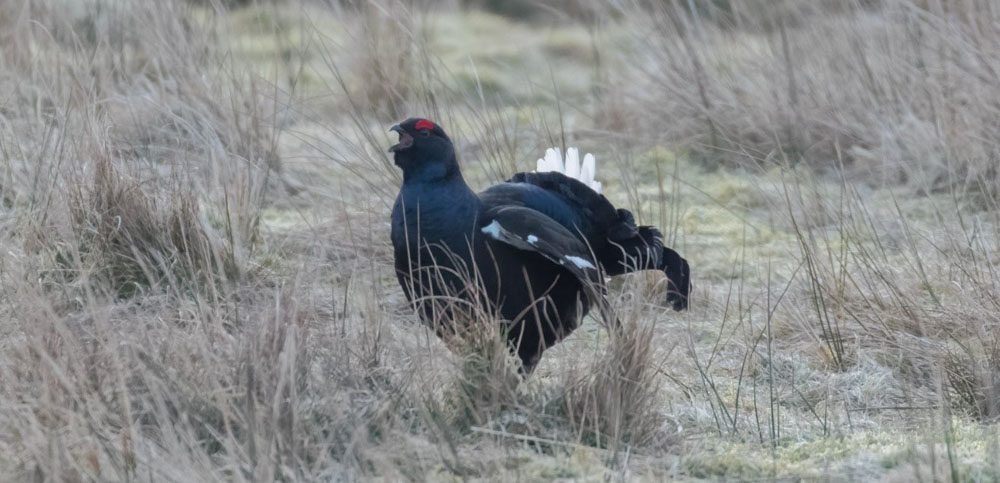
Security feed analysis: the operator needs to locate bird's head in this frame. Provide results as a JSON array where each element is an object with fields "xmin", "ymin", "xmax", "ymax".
[{"xmin": 389, "ymin": 117, "xmax": 457, "ymax": 181}]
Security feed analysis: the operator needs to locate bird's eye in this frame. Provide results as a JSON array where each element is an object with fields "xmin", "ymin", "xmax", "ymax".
[{"xmin": 419, "ymin": 129, "xmax": 431, "ymax": 137}]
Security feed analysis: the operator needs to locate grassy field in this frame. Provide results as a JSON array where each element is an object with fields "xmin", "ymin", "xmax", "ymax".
[{"xmin": 2, "ymin": 0, "xmax": 1000, "ymax": 480}]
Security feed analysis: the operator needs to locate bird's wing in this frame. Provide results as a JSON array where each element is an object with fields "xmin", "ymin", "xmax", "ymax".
[
  {"xmin": 505, "ymin": 171, "xmax": 638, "ymax": 242},
  {"xmin": 480, "ymin": 206, "xmax": 602, "ymax": 285},
  {"xmin": 479, "ymin": 206, "xmax": 614, "ymax": 322}
]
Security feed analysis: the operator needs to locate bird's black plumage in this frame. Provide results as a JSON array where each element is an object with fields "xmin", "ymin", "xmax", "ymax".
[{"xmin": 389, "ymin": 117, "xmax": 690, "ymax": 373}]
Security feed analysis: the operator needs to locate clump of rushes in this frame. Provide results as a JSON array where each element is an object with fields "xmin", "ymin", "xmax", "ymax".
[
  {"xmin": 562, "ymin": 318, "xmax": 662, "ymax": 451},
  {"xmin": 48, "ymin": 155, "xmax": 238, "ymax": 299}
]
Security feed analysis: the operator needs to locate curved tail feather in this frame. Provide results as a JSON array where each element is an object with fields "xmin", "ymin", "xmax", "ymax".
[
  {"xmin": 661, "ymin": 246, "xmax": 690, "ymax": 311},
  {"xmin": 598, "ymin": 219, "xmax": 690, "ymax": 311}
]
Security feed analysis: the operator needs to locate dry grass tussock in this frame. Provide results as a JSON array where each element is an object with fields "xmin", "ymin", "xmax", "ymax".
[{"xmin": 1, "ymin": 0, "xmax": 1000, "ymax": 480}]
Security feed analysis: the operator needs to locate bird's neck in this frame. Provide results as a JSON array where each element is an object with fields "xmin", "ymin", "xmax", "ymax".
[
  {"xmin": 401, "ymin": 151, "xmax": 477, "ymax": 195},
  {"xmin": 400, "ymin": 170, "xmax": 477, "ymax": 207},
  {"xmin": 399, "ymin": 150, "xmax": 462, "ymax": 183},
  {"xmin": 397, "ymin": 165, "xmax": 480, "ymax": 238}
]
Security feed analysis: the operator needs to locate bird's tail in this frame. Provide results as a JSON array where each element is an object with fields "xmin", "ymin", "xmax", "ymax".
[
  {"xmin": 660, "ymin": 246, "xmax": 690, "ymax": 311},
  {"xmin": 535, "ymin": 147, "xmax": 602, "ymax": 194},
  {"xmin": 635, "ymin": 226, "xmax": 690, "ymax": 311},
  {"xmin": 599, "ymin": 220, "xmax": 690, "ymax": 311}
]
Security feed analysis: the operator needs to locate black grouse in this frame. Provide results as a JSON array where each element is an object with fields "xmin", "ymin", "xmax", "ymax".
[{"xmin": 389, "ymin": 117, "xmax": 690, "ymax": 373}]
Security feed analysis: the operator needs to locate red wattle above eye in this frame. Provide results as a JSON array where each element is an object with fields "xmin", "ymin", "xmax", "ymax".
[{"xmin": 414, "ymin": 119, "xmax": 435, "ymax": 131}]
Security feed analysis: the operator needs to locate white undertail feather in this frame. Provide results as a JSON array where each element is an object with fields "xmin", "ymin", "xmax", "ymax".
[
  {"xmin": 535, "ymin": 147, "xmax": 602, "ymax": 194},
  {"xmin": 564, "ymin": 148, "xmax": 580, "ymax": 179}
]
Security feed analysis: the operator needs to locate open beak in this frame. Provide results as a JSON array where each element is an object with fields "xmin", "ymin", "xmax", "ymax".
[{"xmin": 388, "ymin": 124, "xmax": 413, "ymax": 152}]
